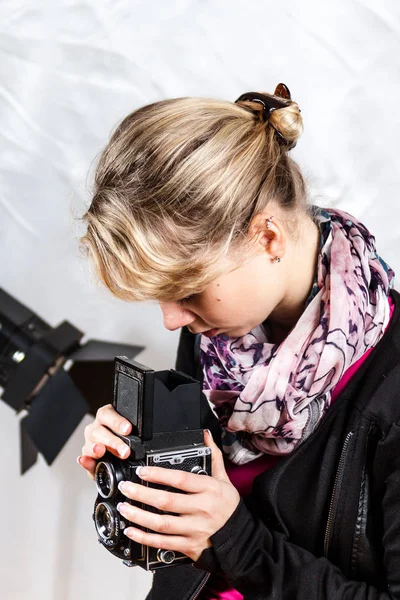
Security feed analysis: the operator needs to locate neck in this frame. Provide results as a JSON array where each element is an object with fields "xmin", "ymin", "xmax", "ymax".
[{"xmin": 267, "ymin": 215, "xmax": 321, "ymax": 338}]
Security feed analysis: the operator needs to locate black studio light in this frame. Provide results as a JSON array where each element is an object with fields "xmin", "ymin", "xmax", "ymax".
[{"xmin": 0, "ymin": 287, "xmax": 144, "ymax": 474}]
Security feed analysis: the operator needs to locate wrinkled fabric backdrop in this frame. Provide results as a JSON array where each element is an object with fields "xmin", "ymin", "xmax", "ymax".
[{"xmin": 0, "ymin": 1, "xmax": 399, "ymax": 599}]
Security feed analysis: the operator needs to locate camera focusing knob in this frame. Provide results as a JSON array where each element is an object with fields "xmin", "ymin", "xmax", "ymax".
[
  {"xmin": 191, "ymin": 466, "xmax": 208, "ymax": 476},
  {"xmin": 157, "ymin": 549, "xmax": 176, "ymax": 564}
]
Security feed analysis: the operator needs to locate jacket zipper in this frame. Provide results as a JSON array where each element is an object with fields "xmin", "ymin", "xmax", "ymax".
[
  {"xmin": 323, "ymin": 431, "xmax": 354, "ymax": 557},
  {"xmin": 189, "ymin": 572, "xmax": 210, "ymax": 600}
]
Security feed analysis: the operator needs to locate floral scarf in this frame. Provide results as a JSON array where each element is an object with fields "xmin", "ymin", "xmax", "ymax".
[{"xmin": 200, "ymin": 207, "xmax": 395, "ymax": 464}]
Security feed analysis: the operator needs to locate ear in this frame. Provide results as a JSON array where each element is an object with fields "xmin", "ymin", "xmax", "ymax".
[{"xmin": 247, "ymin": 211, "xmax": 286, "ymax": 260}]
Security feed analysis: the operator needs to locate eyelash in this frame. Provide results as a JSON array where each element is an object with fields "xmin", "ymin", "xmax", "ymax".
[{"xmin": 177, "ymin": 295, "xmax": 196, "ymax": 306}]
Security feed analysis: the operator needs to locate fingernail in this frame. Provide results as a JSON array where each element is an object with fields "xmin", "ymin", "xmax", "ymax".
[
  {"xmin": 205, "ymin": 429, "xmax": 213, "ymax": 439},
  {"xmin": 117, "ymin": 502, "xmax": 127, "ymax": 513},
  {"xmin": 118, "ymin": 481, "xmax": 128, "ymax": 492},
  {"xmin": 77, "ymin": 456, "xmax": 82, "ymax": 465},
  {"xmin": 136, "ymin": 466, "xmax": 149, "ymax": 478},
  {"xmin": 120, "ymin": 422, "xmax": 130, "ymax": 434},
  {"xmin": 119, "ymin": 445, "xmax": 129, "ymax": 458},
  {"xmin": 92, "ymin": 443, "xmax": 99, "ymax": 454}
]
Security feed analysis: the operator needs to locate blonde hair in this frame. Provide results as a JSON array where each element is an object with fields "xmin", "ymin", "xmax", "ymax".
[{"xmin": 80, "ymin": 90, "xmax": 308, "ymax": 302}]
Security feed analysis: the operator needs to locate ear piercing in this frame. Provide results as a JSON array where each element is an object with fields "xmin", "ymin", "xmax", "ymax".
[{"xmin": 265, "ymin": 216, "xmax": 281, "ymax": 264}]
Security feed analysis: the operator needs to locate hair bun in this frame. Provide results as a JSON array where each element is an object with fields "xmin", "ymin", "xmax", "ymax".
[{"xmin": 235, "ymin": 83, "xmax": 303, "ymax": 150}]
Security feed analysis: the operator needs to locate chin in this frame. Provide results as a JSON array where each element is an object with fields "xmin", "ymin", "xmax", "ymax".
[{"xmin": 224, "ymin": 327, "xmax": 254, "ymax": 338}]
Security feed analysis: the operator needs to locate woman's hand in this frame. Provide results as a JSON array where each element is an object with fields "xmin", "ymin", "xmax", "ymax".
[
  {"xmin": 77, "ymin": 404, "xmax": 132, "ymax": 479},
  {"xmin": 117, "ymin": 430, "xmax": 240, "ymax": 562}
]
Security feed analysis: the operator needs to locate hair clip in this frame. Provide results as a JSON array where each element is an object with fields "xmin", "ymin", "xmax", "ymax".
[
  {"xmin": 234, "ymin": 83, "xmax": 297, "ymax": 148},
  {"xmin": 235, "ymin": 83, "xmax": 292, "ymax": 121}
]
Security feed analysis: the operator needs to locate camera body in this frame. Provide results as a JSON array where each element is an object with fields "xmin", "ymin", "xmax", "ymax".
[{"xmin": 93, "ymin": 356, "xmax": 211, "ymax": 570}]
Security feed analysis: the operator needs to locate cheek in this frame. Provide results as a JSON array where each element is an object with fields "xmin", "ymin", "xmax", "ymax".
[
  {"xmin": 208, "ymin": 294, "xmax": 255, "ymax": 324},
  {"xmin": 202, "ymin": 300, "xmax": 228, "ymax": 322},
  {"xmin": 194, "ymin": 293, "xmax": 230, "ymax": 324},
  {"xmin": 201, "ymin": 266, "xmax": 277, "ymax": 325},
  {"xmin": 223, "ymin": 282, "xmax": 276, "ymax": 324}
]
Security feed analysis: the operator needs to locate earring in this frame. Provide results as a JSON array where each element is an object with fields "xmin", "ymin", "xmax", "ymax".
[
  {"xmin": 266, "ymin": 218, "xmax": 281, "ymax": 262},
  {"xmin": 265, "ymin": 216, "xmax": 274, "ymax": 229}
]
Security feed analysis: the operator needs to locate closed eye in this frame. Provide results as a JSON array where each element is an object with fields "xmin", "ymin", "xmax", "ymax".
[{"xmin": 176, "ymin": 294, "xmax": 196, "ymax": 306}]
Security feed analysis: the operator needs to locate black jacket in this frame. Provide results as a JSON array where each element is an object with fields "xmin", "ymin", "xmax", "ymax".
[{"xmin": 146, "ymin": 288, "xmax": 400, "ymax": 600}]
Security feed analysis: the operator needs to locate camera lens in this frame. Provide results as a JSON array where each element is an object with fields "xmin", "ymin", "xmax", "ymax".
[
  {"xmin": 95, "ymin": 461, "xmax": 116, "ymax": 498},
  {"xmin": 94, "ymin": 502, "xmax": 118, "ymax": 542}
]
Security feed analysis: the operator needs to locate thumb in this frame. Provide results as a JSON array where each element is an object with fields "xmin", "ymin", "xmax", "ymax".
[{"xmin": 204, "ymin": 429, "xmax": 229, "ymax": 481}]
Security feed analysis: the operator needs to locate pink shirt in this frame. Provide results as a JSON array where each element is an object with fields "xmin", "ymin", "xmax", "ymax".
[{"xmin": 199, "ymin": 295, "xmax": 395, "ymax": 600}]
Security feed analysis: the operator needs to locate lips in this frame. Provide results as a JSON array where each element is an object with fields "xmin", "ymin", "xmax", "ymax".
[
  {"xmin": 202, "ymin": 328, "xmax": 219, "ymax": 338},
  {"xmin": 188, "ymin": 327, "xmax": 220, "ymax": 337}
]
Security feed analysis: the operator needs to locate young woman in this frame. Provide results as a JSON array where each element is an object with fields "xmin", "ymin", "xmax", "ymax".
[{"xmin": 78, "ymin": 84, "xmax": 400, "ymax": 600}]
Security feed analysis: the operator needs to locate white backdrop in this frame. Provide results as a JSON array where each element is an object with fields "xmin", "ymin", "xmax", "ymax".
[{"xmin": 1, "ymin": 1, "xmax": 399, "ymax": 599}]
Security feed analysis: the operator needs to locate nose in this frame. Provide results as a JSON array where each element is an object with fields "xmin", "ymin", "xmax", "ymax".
[{"xmin": 159, "ymin": 301, "xmax": 196, "ymax": 331}]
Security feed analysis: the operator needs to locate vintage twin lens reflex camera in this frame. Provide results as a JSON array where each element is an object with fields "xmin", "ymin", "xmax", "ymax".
[{"xmin": 93, "ymin": 356, "xmax": 212, "ymax": 570}]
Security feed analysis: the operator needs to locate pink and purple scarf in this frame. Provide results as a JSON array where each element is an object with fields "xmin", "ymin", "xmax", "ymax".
[{"xmin": 200, "ymin": 207, "xmax": 395, "ymax": 464}]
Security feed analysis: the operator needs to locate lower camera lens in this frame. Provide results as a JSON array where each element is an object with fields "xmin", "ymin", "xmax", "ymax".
[
  {"xmin": 95, "ymin": 461, "xmax": 116, "ymax": 498},
  {"xmin": 94, "ymin": 502, "xmax": 118, "ymax": 542}
]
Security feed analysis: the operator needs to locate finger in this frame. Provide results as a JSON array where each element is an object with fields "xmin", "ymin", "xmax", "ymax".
[
  {"xmin": 117, "ymin": 502, "xmax": 188, "ymax": 535},
  {"xmin": 77, "ymin": 455, "xmax": 97, "ymax": 480},
  {"xmin": 81, "ymin": 441, "xmax": 106, "ymax": 460},
  {"xmin": 118, "ymin": 481, "xmax": 195, "ymax": 515},
  {"xmin": 123, "ymin": 526, "xmax": 191, "ymax": 556},
  {"xmin": 77, "ymin": 454, "xmax": 96, "ymax": 470},
  {"xmin": 204, "ymin": 429, "xmax": 229, "ymax": 481},
  {"xmin": 135, "ymin": 465, "xmax": 213, "ymax": 494},
  {"xmin": 84, "ymin": 424, "xmax": 130, "ymax": 459},
  {"xmin": 96, "ymin": 404, "xmax": 132, "ymax": 435}
]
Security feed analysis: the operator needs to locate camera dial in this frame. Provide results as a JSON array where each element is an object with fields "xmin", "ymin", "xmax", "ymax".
[
  {"xmin": 191, "ymin": 466, "xmax": 208, "ymax": 475},
  {"xmin": 157, "ymin": 549, "xmax": 176, "ymax": 564}
]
